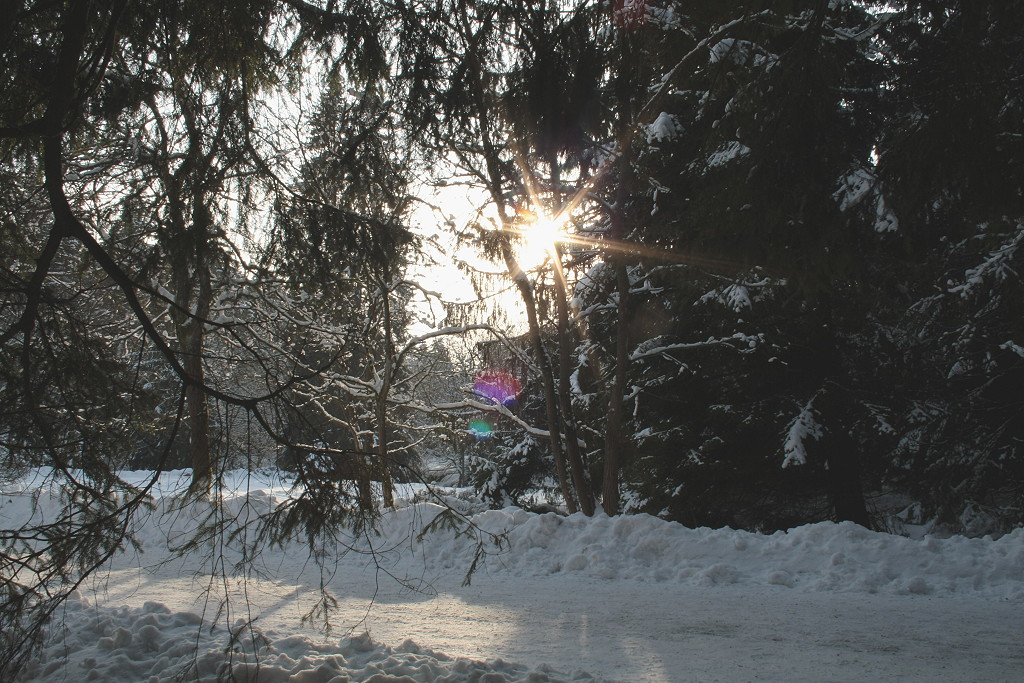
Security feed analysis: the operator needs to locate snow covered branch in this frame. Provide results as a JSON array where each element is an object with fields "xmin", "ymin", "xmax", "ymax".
[{"xmin": 630, "ymin": 332, "xmax": 764, "ymax": 362}]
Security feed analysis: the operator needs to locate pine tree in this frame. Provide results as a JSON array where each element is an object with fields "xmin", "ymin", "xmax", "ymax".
[
  {"xmin": 570, "ymin": 1, "xmax": 899, "ymax": 528},
  {"xmin": 879, "ymin": 1, "xmax": 1024, "ymax": 532}
]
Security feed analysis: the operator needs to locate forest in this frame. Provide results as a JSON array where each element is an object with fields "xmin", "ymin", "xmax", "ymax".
[{"xmin": 1, "ymin": 0, "xmax": 1023, "ymax": 675}]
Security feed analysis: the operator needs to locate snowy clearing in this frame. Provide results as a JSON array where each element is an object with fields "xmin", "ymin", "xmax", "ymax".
[{"xmin": 6, "ymin": 469, "xmax": 1023, "ymax": 682}]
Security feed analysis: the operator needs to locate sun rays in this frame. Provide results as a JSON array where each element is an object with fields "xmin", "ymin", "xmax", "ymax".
[
  {"xmin": 513, "ymin": 208, "xmax": 569, "ymax": 270},
  {"xmin": 505, "ymin": 157, "xmax": 741, "ymax": 276}
]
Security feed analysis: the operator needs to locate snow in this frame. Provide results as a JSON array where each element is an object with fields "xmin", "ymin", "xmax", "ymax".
[
  {"xmin": 6, "ymin": 469, "xmax": 1024, "ymax": 682},
  {"xmin": 708, "ymin": 38, "xmax": 744, "ymax": 64},
  {"xmin": 1001, "ymin": 339, "xmax": 1024, "ymax": 358},
  {"xmin": 699, "ymin": 283, "xmax": 751, "ymax": 312},
  {"xmin": 647, "ymin": 112, "xmax": 682, "ymax": 143},
  {"xmin": 874, "ymin": 193, "xmax": 899, "ymax": 233},
  {"xmin": 834, "ymin": 168, "xmax": 876, "ymax": 212},
  {"xmin": 782, "ymin": 399, "xmax": 822, "ymax": 468},
  {"xmin": 630, "ymin": 332, "xmax": 762, "ymax": 362},
  {"xmin": 705, "ymin": 141, "xmax": 750, "ymax": 169},
  {"xmin": 949, "ymin": 222, "xmax": 1024, "ymax": 298},
  {"xmin": 832, "ymin": 168, "xmax": 900, "ymax": 232}
]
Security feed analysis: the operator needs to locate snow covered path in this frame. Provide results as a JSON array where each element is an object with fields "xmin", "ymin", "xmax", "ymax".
[
  {"xmin": 83, "ymin": 564, "xmax": 1023, "ymax": 682},
  {"xmin": 446, "ymin": 578, "xmax": 1022, "ymax": 681}
]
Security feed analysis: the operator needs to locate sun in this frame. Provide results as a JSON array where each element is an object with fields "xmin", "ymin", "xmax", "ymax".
[{"xmin": 516, "ymin": 212, "xmax": 567, "ymax": 270}]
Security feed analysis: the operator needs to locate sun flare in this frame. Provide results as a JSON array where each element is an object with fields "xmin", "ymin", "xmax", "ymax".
[{"xmin": 517, "ymin": 212, "xmax": 567, "ymax": 270}]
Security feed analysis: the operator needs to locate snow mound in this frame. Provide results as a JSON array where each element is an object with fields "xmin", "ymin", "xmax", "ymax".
[{"xmin": 21, "ymin": 593, "xmax": 589, "ymax": 683}]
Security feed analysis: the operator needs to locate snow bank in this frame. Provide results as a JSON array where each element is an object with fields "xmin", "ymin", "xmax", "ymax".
[
  {"xmin": 392, "ymin": 504, "xmax": 1024, "ymax": 602},
  {"xmin": 7, "ymin": 468, "xmax": 1023, "ymax": 604}
]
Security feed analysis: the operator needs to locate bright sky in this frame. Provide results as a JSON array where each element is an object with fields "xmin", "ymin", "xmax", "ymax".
[{"xmin": 408, "ymin": 182, "xmax": 543, "ymax": 337}]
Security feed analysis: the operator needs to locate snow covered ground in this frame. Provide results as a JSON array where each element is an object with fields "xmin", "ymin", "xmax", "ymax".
[{"xmin": 5, "ymin": 469, "xmax": 1023, "ymax": 682}]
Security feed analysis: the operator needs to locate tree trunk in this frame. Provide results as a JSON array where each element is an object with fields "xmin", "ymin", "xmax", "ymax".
[
  {"xmin": 376, "ymin": 397, "xmax": 395, "ymax": 508},
  {"xmin": 552, "ymin": 270, "xmax": 595, "ymax": 515},
  {"xmin": 549, "ymin": 157, "xmax": 595, "ymax": 515},
  {"xmin": 178, "ymin": 259, "xmax": 214, "ymax": 494},
  {"xmin": 342, "ymin": 404, "xmax": 375, "ymax": 511},
  {"xmin": 826, "ymin": 443, "xmax": 871, "ymax": 528},
  {"xmin": 602, "ymin": 260, "xmax": 632, "ymax": 515},
  {"xmin": 520, "ymin": 282, "xmax": 578, "ymax": 513},
  {"xmin": 356, "ymin": 456, "xmax": 374, "ymax": 511},
  {"xmin": 183, "ymin": 332, "xmax": 212, "ymax": 492},
  {"xmin": 600, "ymin": 16, "xmax": 640, "ymax": 515},
  {"xmin": 815, "ymin": 375, "xmax": 871, "ymax": 528},
  {"xmin": 819, "ymin": 388, "xmax": 871, "ymax": 528},
  {"xmin": 377, "ymin": 281, "xmax": 397, "ymax": 508}
]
